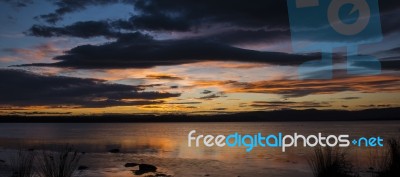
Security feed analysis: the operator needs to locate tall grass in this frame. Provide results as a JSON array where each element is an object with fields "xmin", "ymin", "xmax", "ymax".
[
  {"xmin": 308, "ymin": 147, "xmax": 357, "ymax": 177},
  {"xmin": 36, "ymin": 146, "xmax": 83, "ymax": 177},
  {"xmin": 369, "ymin": 139, "xmax": 400, "ymax": 177},
  {"xmin": 9, "ymin": 149, "xmax": 36, "ymax": 177}
]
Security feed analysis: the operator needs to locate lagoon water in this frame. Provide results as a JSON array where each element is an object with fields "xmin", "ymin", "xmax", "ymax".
[{"xmin": 0, "ymin": 122, "xmax": 399, "ymax": 177}]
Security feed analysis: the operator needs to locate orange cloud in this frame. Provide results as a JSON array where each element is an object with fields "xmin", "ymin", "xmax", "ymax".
[
  {"xmin": 0, "ymin": 57, "xmax": 17, "ymax": 63},
  {"xmin": 3, "ymin": 43, "xmax": 62, "ymax": 62},
  {"xmin": 146, "ymin": 74, "xmax": 183, "ymax": 80},
  {"xmin": 194, "ymin": 75, "xmax": 400, "ymax": 97}
]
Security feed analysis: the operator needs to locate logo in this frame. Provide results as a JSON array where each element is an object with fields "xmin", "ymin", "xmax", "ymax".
[
  {"xmin": 188, "ymin": 130, "xmax": 384, "ymax": 152},
  {"xmin": 287, "ymin": 0, "xmax": 383, "ymax": 79}
]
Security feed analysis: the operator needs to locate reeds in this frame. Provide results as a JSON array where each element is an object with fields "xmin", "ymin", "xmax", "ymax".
[
  {"xmin": 8, "ymin": 145, "xmax": 83, "ymax": 177},
  {"xmin": 369, "ymin": 139, "xmax": 400, "ymax": 177},
  {"xmin": 309, "ymin": 139, "xmax": 400, "ymax": 177},
  {"xmin": 308, "ymin": 147, "xmax": 357, "ymax": 177},
  {"xmin": 9, "ymin": 149, "xmax": 36, "ymax": 177},
  {"xmin": 36, "ymin": 146, "xmax": 83, "ymax": 177}
]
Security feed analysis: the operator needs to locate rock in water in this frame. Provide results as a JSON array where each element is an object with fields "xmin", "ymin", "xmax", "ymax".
[
  {"xmin": 78, "ymin": 166, "xmax": 89, "ymax": 170},
  {"xmin": 139, "ymin": 164, "xmax": 157, "ymax": 172},
  {"xmin": 124, "ymin": 163, "xmax": 139, "ymax": 167},
  {"xmin": 108, "ymin": 149, "xmax": 120, "ymax": 153},
  {"xmin": 133, "ymin": 164, "xmax": 158, "ymax": 175}
]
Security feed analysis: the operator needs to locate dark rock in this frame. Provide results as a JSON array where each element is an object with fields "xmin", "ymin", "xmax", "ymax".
[
  {"xmin": 108, "ymin": 149, "xmax": 120, "ymax": 153},
  {"xmin": 78, "ymin": 166, "xmax": 89, "ymax": 170},
  {"xmin": 124, "ymin": 163, "xmax": 139, "ymax": 167},
  {"xmin": 133, "ymin": 170, "xmax": 147, "ymax": 175},
  {"xmin": 0, "ymin": 159, "xmax": 5, "ymax": 163},
  {"xmin": 205, "ymin": 174, "xmax": 210, "ymax": 176},
  {"xmin": 133, "ymin": 164, "xmax": 157, "ymax": 175},
  {"xmin": 139, "ymin": 164, "xmax": 157, "ymax": 172}
]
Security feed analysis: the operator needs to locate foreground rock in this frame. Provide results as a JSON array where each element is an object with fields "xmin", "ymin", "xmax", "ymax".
[
  {"xmin": 78, "ymin": 166, "xmax": 89, "ymax": 170},
  {"xmin": 139, "ymin": 164, "xmax": 157, "ymax": 172},
  {"xmin": 132, "ymin": 164, "xmax": 157, "ymax": 175},
  {"xmin": 108, "ymin": 149, "xmax": 120, "ymax": 153},
  {"xmin": 124, "ymin": 163, "xmax": 139, "ymax": 167}
]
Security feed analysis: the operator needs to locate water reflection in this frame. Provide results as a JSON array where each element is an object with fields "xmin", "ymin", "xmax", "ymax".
[
  {"xmin": 0, "ymin": 122, "xmax": 398, "ymax": 163},
  {"xmin": 0, "ymin": 122, "xmax": 399, "ymax": 177}
]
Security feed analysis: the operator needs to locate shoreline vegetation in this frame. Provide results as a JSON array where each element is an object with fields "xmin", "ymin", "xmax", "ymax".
[
  {"xmin": 1, "ymin": 139, "xmax": 399, "ymax": 177},
  {"xmin": 308, "ymin": 139, "xmax": 400, "ymax": 177},
  {"xmin": 7, "ymin": 146, "xmax": 83, "ymax": 177},
  {"xmin": 0, "ymin": 108, "xmax": 399, "ymax": 123},
  {"xmin": 3, "ymin": 145, "xmax": 174, "ymax": 177}
]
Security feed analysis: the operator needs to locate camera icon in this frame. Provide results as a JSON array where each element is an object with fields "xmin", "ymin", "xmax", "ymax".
[{"xmin": 287, "ymin": 0, "xmax": 382, "ymax": 79}]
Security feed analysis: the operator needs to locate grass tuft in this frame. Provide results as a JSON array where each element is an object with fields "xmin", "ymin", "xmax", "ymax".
[
  {"xmin": 308, "ymin": 146, "xmax": 357, "ymax": 177},
  {"xmin": 9, "ymin": 149, "xmax": 36, "ymax": 177},
  {"xmin": 372, "ymin": 138, "xmax": 400, "ymax": 177},
  {"xmin": 36, "ymin": 145, "xmax": 83, "ymax": 177}
]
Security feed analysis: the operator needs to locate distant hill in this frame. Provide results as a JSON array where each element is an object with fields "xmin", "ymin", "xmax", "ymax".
[{"xmin": 0, "ymin": 108, "xmax": 399, "ymax": 123}]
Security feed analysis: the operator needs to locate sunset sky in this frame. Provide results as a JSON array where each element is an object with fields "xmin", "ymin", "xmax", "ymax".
[{"xmin": 0, "ymin": 0, "xmax": 399, "ymax": 116}]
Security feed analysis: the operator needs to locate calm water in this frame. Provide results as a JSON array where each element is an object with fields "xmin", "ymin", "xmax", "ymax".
[
  {"xmin": 0, "ymin": 122, "xmax": 399, "ymax": 160},
  {"xmin": 0, "ymin": 122, "xmax": 399, "ymax": 177}
]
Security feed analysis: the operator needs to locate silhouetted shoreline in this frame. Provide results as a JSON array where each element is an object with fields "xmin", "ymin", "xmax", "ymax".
[{"xmin": 0, "ymin": 108, "xmax": 399, "ymax": 123}]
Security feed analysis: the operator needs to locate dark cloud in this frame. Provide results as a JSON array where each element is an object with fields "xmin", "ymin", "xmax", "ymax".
[
  {"xmin": 26, "ymin": 3, "xmax": 291, "ymax": 45},
  {"xmin": 167, "ymin": 102, "xmax": 202, "ymax": 105},
  {"xmin": 198, "ymin": 92, "xmax": 226, "ymax": 100},
  {"xmin": 252, "ymin": 101, "xmax": 296, "ymax": 105},
  {"xmin": 362, "ymin": 47, "xmax": 400, "ymax": 71},
  {"xmin": 35, "ymin": 0, "xmax": 125, "ymax": 24},
  {"xmin": 0, "ymin": 0, "xmax": 33, "ymax": 8},
  {"xmin": 205, "ymin": 29, "xmax": 290, "ymax": 45},
  {"xmin": 28, "ymin": 22, "xmax": 116, "ymax": 38},
  {"xmin": 24, "ymin": 20, "xmax": 296, "ymax": 68},
  {"xmin": 35, "ymin": 0, "xmax": 400, "ymax": 31},
  {"xmin": 146, "ymin": 74, "xmax": 183, "ymax": 80},
  {"xmin": 26, "ymin": 21, "xmax": 148, "ymax": 39},
  {"xmin": 250, "ymin": 101, "xmax": 331, "ymax": 109},
  {"xmin": 125, "ymin": 0, "xmax": 400, "ymax": 37},
  {"xmin": 387, "ymin": 47, "xmax": 400, "ymax": 54},
  {"xmin": 375, "ymin": 47, "xmax": 400, "ymax": 56},
  {"xmin": 128, "ymin": 13, "xmax": 192, "ymax": 32},
  {"xmin": 37, "ymin": 0, "xmax": 289, "ymax": 29},
  {"xmin": 21, "ymin": 0, "xmax": 400, "ymax": 70},
  {"xmin": 18, "ymin": 36, "xmax": 320, "ymax": 68},
  {"xmin": 380, "ymin": 10, "xmax": 400, "ymax": 35},
  {"xmin": 212, "ymin": 108, "xmax": 227, "ymax": 111},
  {"xmin": 376, "ymin": 48, "xmax": 400, "ymax": 71},
  {"xmin": 379, "ymin": 1, "xmax": 400, "ymax": 14},
  {"xmin": 201, "ymin": 90, "xmax": 212, "ymax": 94},
  {"xmin": 0, "ymin": 69, "xmax": 180, "ymax": 108},
  {"xmin": 359, "ymin": 104, "xmax": 393, "ymax": 108},
  {"xmin": 380, "ymin": 59, "xmax": 400, "ymax": 71},
  {"xmin": 127, "ymin": 0, "xmax": 288, "ymax": 31},
  {"xmin": 6, "ymin": 111, "xmax": 72, "ymax": 115}
]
